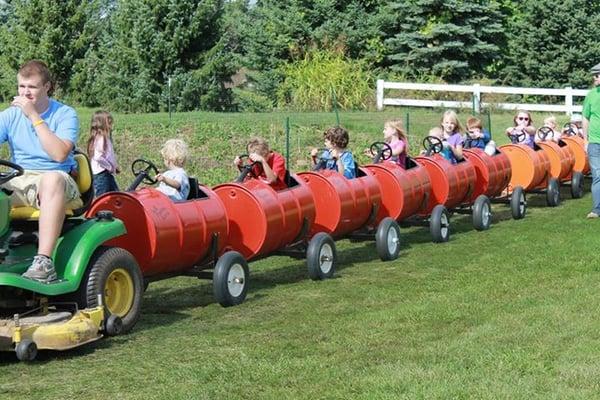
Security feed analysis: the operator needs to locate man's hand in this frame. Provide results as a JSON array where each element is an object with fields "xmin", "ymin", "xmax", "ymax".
[{"xmin": 11, "ymin": 96, "xmax": 37, "ymax": 119}]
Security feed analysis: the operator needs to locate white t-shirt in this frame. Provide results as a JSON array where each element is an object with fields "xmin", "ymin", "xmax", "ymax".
[{"xmin": 157, "ymin": 167, "xmax": 189, "ymax": 201}]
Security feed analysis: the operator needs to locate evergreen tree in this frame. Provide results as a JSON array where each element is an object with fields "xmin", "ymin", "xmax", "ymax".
[
  {"xmin": 0, "ymin": 0, "xmax": 105, "ymax": 100},
  {"xmin": 73, "ymin": 0, "xmax": 238, "ymax": 112},
  {"xmin": 500, "ymin": 0, "xmax": 600, "ymax": 89},
  {"xmin": 384, "ymin": 0, "xmax": 506, "ymax": 82}
]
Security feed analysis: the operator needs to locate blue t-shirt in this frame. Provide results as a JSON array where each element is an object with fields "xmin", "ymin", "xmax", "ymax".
[
  {"xmin": 320, "ymin": 149, "xmax": 356, "ymax": 179},
  {"xmin": 467, "ymin": 129, "xmax": 492, "ymax": 150},
  {"xmin": 157, "ymin": 167, "xmax": 190, "ymax": 202},
  {"xmin": 0, "ymin": 99, "xmax": 79, "ymax": 172}
]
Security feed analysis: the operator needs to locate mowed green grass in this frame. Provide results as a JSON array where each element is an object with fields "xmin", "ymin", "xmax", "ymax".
[{"xmin": 1, "ymin": 108, "xmax": 598, "ymax": 399}]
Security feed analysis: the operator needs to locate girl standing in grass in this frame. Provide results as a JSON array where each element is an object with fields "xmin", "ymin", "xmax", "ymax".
[{"xmin": 87, "ymin": 110, "xmax": 119, "ymax": 196}]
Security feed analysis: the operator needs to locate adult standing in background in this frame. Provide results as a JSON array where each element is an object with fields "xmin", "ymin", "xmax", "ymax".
[{"xmin": 582, "ymin": 63, "xmax": 600, "ymax": 218}]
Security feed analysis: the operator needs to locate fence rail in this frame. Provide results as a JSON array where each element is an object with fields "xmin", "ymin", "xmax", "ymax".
[{"xmin": 376, "ymin": 80, "xmax": 590, "ymax": 115}]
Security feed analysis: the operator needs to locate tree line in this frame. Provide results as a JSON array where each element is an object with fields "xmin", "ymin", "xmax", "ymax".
[{"xmin": 1, "ymin": 0, "xmax": 599, "ymax": 113}]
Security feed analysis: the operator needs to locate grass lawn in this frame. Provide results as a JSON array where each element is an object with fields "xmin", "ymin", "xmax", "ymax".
[{"xmin": 0, "ymin": 108, "xmax": 598, "ymax": 399}]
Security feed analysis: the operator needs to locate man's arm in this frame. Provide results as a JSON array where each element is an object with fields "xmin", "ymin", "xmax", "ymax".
[{"xmin": 11, "ymin": 96, "xmax": 74, "ymax": 162}]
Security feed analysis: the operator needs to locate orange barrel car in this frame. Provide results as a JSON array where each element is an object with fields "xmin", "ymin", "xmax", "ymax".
[
  {"xmin": 462, "ymin": 138, "xmax": 527, "ymax": 220},
  {"xmin": 86, "ymin": 159, "xmax": 238, "ymax": 302},
  {"xmin": 535, "ymin": 126, "xmax": 583, "ymax": 199},
  {"xmin": 297, "ymin": 156, "xmax": 401, "ymax": 261},
  {"xmin": 499, "ymin": 130, "xmax": 560, "ymax": 207},
  {"xmin": 561, "ymin": 123, "xmax": 589, "ymax": 193},
  {"xmin": 362, "ymin": 141, "xmax": 456, "ymax": 245},
  {"xmin": 213, "ymin": 157, "xmax": 337, "ymax": 284},
  {"xmin": 414, "ymin": 136, "xmax": 492, "ymax": 238}
]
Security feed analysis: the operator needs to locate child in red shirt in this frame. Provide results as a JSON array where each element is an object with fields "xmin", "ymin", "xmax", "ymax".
[{"xmin": 234, "ymin": 137, "xmax": 287, "ymax": 190}]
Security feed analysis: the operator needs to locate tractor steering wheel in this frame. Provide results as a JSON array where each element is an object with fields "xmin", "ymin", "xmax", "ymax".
[
  {"xmin": 510, "ymin": 128, "xmax": 526, "ymax": 144},
  {"xmin": 0, "ymin": 160, "xmax": 24, "ymax": 186},
  {"xmin": 235, "ymin": 154, "xmax": 262, "ymax": 183},
  {"xmin": 368, "ymin": 142, "xmax": 393, "ymax": 164},
  {"xmin": 423, "ymin": 136, "xmax": 444, "ymax": 156},
  {"xmin": 537, "ymin": 126, "xmax": 553, "ymax": 141}
]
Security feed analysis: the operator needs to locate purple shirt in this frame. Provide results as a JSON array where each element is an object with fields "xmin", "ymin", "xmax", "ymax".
[
  {"xmin": 91, "ymin": 135, "xmax": 118, "ymax": 174},
  {"xmin": 389, "ymin": 139, "xmax": 408, "ymax": 168}
]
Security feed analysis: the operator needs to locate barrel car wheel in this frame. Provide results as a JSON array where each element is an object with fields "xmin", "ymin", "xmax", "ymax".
[
  {"xmin": 375, "ymin": 217, "xmax": 401, "ymax": 261},
  {"xmin": 307, "ymin": 233, "xmax": 336, "ymax": 280},
  {"xmin": 472, "ymin": 195, "xmax": 492, "ymax": 231},
  {"xmin": 510, "ymin": 186, "xmax": 527, "ymax": 220},
  {"xmin": 77, "ymin": 246, "xmax": 143, "ymax": 333},
  {"xmin": 571, "ymin": 171, "xmax": 584, "ymax": 199},
  {"xmin": 546, "ymin": 177, "xmax": 561, "ymax": 207},
  {"xmin": 430, "ymin": 204, "xmax": 450, "ymax": 243},
  {"xmin": 213, "ymin": 251, "xmax": 249, "ymax": 307}
]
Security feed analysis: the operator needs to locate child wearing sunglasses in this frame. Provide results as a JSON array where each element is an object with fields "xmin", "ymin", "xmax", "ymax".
[{"xmin": 505, "ymin": 110, "xmax": 536, "ymax": 148}]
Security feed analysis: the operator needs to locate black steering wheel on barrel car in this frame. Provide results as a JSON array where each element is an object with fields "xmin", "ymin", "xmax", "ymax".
[
  {"xmin": 312, "ymin": 148, "xmax": 332, "ymax": 171},
  {"xmin": 463, "ymin": 136, "xmax": 485, "ymax": 150},
  {"xmin": 536, "ymin": 126, "xmax": 553, "ymax": 142},
  {"xmin": 235, "ymin": 154, "xmax": 262, "ymax": 183},
  {"xmin": 563, "ymin": 122, "xmax": 578, "ymax": 137},
  {"xmin": 422, "ymin": 136, "xmax": 444, "ymax": 156},
  {"xmin": 509, "ymin": 128, "xmax": 526, "ymax": 144},
  {"xmin": 368, "ymin": 142, "xmax": 393, "ymax": 164},
  {"xmin": 0, "ymin": 160, "xmax": 24, "ymax": 186},
  {"xmin": 127, "ymin": 158, "xmax": 159, "ymax": 191}
]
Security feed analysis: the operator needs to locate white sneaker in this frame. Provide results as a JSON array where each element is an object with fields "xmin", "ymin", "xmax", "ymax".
[
  {"xmin": 587, "ymin": 212, "xmax": 599, "ymax": 219},
  {"xmin": 22, "ymin": 255, "xmax": 58, "ymax": 283}
]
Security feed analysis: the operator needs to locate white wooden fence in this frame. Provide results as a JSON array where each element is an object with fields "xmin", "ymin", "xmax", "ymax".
[{"xmin": 376, "ymin": 79, "xmax": 590, "ymax": 115}]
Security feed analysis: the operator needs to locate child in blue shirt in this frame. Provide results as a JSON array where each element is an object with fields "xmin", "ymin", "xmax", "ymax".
[
  {"xmin": 310, "ymin": 126, "xmax": 356, "ymax": 179},
  {"xmin": 465, "ymin": 116, "xmax": 496, "ymax": 156}
]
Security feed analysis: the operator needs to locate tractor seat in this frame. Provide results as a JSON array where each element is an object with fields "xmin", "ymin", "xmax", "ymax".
[{"xmin": 10, "ymin": 152, "xmax": 94, "ymax": 220}]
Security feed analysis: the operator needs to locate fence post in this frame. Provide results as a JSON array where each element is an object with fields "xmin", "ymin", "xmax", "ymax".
[
  {"xmin": 405, "ymin": 112, "xmax": 410, "ymax": 136},
  {"xmin": 285, "ymin": 117, "xmax": 290, "ymax": 169},
  {"xmin": 565, "ymin": 86, "xmax": 573, "ymax": 116},
  {"xmin": 472, "ymin": 83, "xmax": 481, "ymax": 114},
  {"xmin": 331, "ymin": 86, "xmax": 340, "ymax": 126},
  {"xmin": 376, "ymin": 79, "xmax": 384, "ymax": 111}
]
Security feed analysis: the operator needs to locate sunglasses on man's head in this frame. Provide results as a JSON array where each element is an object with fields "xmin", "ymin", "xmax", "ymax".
[{"xmin": 518, "ymin": 117, "xmax": 529, "ymax": 121}]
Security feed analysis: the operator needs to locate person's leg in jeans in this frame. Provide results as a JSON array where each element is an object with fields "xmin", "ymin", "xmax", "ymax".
[{"xmin": 587, "ymin": 142, "xmax": 600, "ymax": 215}]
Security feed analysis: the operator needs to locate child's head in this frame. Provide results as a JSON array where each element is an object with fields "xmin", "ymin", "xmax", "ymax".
[
  {"xmin": 441, "ymin": 110, "xmax": 463, "ymax": 135},
  {"xmin": 383, "ymin": 119, "xmax": 407, "ymax": 141},
  {"xmin": 466, "ymin": 117, "xmax": 483, "ymax": 133},
  {"xmin": 90, "ymin": 110, "xmax": 113, "ymax": 137},
  {"xmin": 247, "ymin": 137, "xmax": 271, "ymax": 158},
  {"xmin": 543, "ymin": 115, "xmax": 557, "ymax": 129},
  {"xmin": 428, "ymin": 126, "xmax": 443, "ymax": 138},
  {"xmin": 513, "ymin": 110, "xmax": 533, "ymax": 127},
  {"xmin": 324, "ymin": 126, "xmax": 349, "ymax": 149},
  {"xmin": 160, "ymin": 139, "xmax": 189, "ymax": 168}
]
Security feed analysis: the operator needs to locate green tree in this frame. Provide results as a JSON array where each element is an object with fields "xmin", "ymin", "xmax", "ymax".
[
  {"xmin": 0, "ymin": 0, "xmax": 105, "ymax": 100},
  {"xmin": 384, "ymin": 0, "xmax": 506, "ymax": 82},
  {"xmin": 237, "ymin": 0, "xmax": 389, "ymax": 102},
  {"xmin": 73, "ymin": 0, "xmax": 238, "ymax": 112},
  {"xmin": 500, "ymin": 0, "xmax": 600, "ymax": 89}
]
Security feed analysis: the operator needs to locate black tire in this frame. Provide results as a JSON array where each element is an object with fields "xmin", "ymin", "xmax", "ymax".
[
  {"xmin": 77, "ymin": 246, "xmax": 143, "ymax": 333},
  {"xmin": 104, "ymin": 315, "xmax": 123, "ymax": 336},
  {"xmin": 510, "ymin": 186, "xmax": 526, "ymax": 220},
  {"xmin": 213, "ymin": 251, "xmax": 249, "ymax": 307},
  {"xmin": 306, "ymin": 232, "xmax": 336, "ymax": 280},
  {"xmin": 430, "ymin": 204, "xmax": 450, "ymax": 243},
  {"xmin": 375, "ymin": 217, "xmax": 401, "ymax": 261},
  {"xmin": 15, "ymin": 339, "xmax": 37, "ymax": 362},
  {"xmin": 472, "ymin": 195, "xmax": 492, "ymax": 231},
  {"xmin": 571, "ymin": 171, "xmax": 584, "ymax": 199},
  {"xmin": 546, "ymin": 177, "xmax": 561, "ymax": 207}
]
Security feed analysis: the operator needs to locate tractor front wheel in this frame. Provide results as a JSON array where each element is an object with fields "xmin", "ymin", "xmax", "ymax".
[{"xmin": 77, "ymin": 247, "xmax": 143, "ymax": 333}]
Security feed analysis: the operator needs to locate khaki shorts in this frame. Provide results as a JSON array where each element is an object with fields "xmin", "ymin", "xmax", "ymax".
[{"xmin": 4, "ymin": 170, "xmax": 83, "ymax": 209}]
